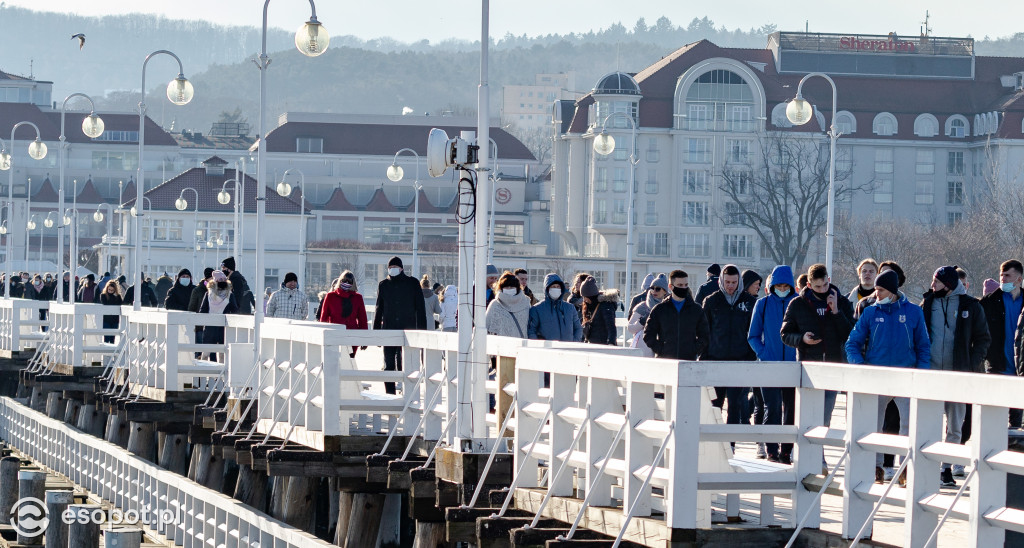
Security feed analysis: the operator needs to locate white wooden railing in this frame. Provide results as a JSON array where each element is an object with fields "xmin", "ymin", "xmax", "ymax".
[
  {"xmin": 46, "ymin": 303, "xmax": 124, "ymax": 370},
  {"xmin": 0, "ymin": 298, "xmax": 49, "ymax": 356}
]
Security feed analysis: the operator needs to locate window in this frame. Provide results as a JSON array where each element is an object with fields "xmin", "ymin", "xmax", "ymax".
[
  {"xmin": 646, "ymin": 138, "xmax": 660, "ymax": 162},
  {"xmin": 726, "ymin": 139, "xmax": 751, "ymax": 164},
  {"xmin": 151, "ymin": 219, "xmax": 183, "ymax": 241},
  {"xmin": 722, "ymin": 234, "xmax": 754, "ymax": 258},
  {"xmin": 687, "ymin": 138, "xmax": 711, "ymax": 163},
  {"xmin": 612, "ymin": 167, "xmax": 627, "ymax": 192},
  {"xmin": 946, "ymin": 117, "xmax": 966, "ymax": 138},
  {"xmin": 724, "ymin": 202, "xmax": 746, "ymax": 225},
  {"xmin": 645, "ymin": 200, "xmax": 658, "ymax": 225},
  {"xmin": 913, "ymin": 114, "xmax": 939, "ymax": 138},
  {"xmin": 874, "ymin": 179, "xmax": 893, "ymax": 203},
  {"xmin": 872, "ymin": 113, "xmax": 898, "ymax": 136},
  {"xmin": 612, "ymin": 199, "xmax": 627, "ymax": 224},
  {"xmin": 95, "ymin": 130, "xmax": 139, "ymax": 142},
  {"xmin": 683, "ymin": 69, "xmax": 756, "ymax": 132},
  {"xmin": 296, "ymin": 137, "xmax": 323, "ymax": 153},
  {"xmin": 680, "ymin": 233, "xmax": 710, "ymax": 258},
  {"xmin": 947, "ymin": 180, "xmax": 964, "ymax": 205},
  {"xmin": 364, "ymin": 264, "xmax": 379, "ymax": 284},
  {"xmin": 915, "ymin": 181, "xmax": 934, "ymax": 204},
  {"xmin": 948, "ymin": 212, "xmax": 963, "ymax": 226},
  {"xmin": 682, "ymin": 201, "xmax": 709, "ymax": 226},
  {"xmin": 363, "ymin": 220, "xmax": 403, "ymax": 244},
  {"xmin": 874, "ymin": 149, "xmax": 893, "ymax": 174},
  {"xmin": 594, "ymin": 199, "xmax": 607, "ymax": 223},
  {"xmin": 91, "ymin": 151, "xmax": 139, "ymax": 171},
  {"xmin": 493, "ymin": 222, "xmax": 524, "ymax": 244},
  {"xmin": 682, "ymin": 169, "xmax": 710, "ymax": 194},
  {"xmin": 594, "ymin": 167, "xmax": 608, "ymax": 192},
  {"xmin": 264, "ymin": 269, "xmax": 280, "ymax": 291},
  {"xmin": 637, "ymin": 233, "xmax": 668, "ymax": 256},
  {"xmin": 613, "ymin": 148, "xmax": 628, "ymax": 161},
  {"xmin": 645, "ymin": 171, "xmax": 658, "ymax": 194},
  {"xmin": 947, "ymin": 151, "xmax": 965, "ymax": 175},
  {"xmin": 595, "ymin": 100, "xmax": 638, "ymax": 128},
  {"xmin": 195, "ymin": 221, "xmax": 234, "ymax": 244},
  {"xmin": 916, "ymin": 150, "xmax": 934, "ymax": 175},
  {"xmin": 835, "ymin": 111, "xmax": 856, "ymax": 135},
  {"xmin": 307, "ymin": 262, "xmax": 329, "ymax": 287},
  {"xmin": 725, "ymin": 170, "xmax": 753, "ymax": 194}
]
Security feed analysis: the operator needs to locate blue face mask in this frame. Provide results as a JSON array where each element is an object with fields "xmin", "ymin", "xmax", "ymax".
[
  {"xmin": 774, "ymin": 288, "xmax": 790, "ymax": 298},
  {"xmin": 1001, "ymin": 282, "xmax": 1015, "ymax": 293}
]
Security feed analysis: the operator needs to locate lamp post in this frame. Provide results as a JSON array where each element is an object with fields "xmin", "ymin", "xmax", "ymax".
[
  {"xmin": 786, "ymin": 72, "xmax": 839, "ymax": 274},
  {"xmin": 234, "ymin": 158, "xmax": 248, "ymax": 266},
  {"xmin": 116, "ymin": 179, "xmax": 125, "ymax": 276},
  {"xmin": 176, "ymin": 187, "xmax": 200, "ymax": 274},
  {"xmin": 276, "ymin": 169, "xmax": 306, "ymax": 289},
  {"xmin": 386, "ymin": 149, "xmax": 421, "ymax": 277},
  {"xmin": 1, "ymin": 125, "xmax": 46, "ymax": 281},
  {"xmin": 26, "ymin": 214, "xmax": 38, "ymax": 270},
  {"xmin": 41, "ymin": 212, "xmax": 55, "ymax": 268},
  {"xmin": 593, "ymin": 112, "xmax": 638, "ymax": 342},
  {"xmin": 63, "ymin": 208, "xmax": 81, "ymax": 285},
  {"xmin": 93, "ymin": 204, "xmax": 114, "ymax": 274},
  {"xmin": 255, "ymin": 0, "xmax": 328, "ymax": 356},
  {"xmin": 58, "ymin": 93, "xmax": 104, "ymax": 302},
  {"xmin": 485, "ymin": 138, "xmax": 499, "ymax": 264},
  {"xmin": 130, "ymin": 197, "xmax": 152, "ymax": 276},
  {"xmin": 136, "ymin": 50, "xmax": 193, "ymax": 311},
  {"xmin": 217, "ymin": 178, "xmax": 242, "ymax": 266}
]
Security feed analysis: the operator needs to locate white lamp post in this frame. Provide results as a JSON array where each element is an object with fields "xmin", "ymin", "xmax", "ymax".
[
  {"xmin": 386, "ymin": 149, "xmax": 421, "ymax": 277},
  {"xmin": 786, "ymin": 72, "xmax": 840, "ymax": 274},
  {"xmin": 26, "ymin": 215, "xmax": 38, "ymax": 270},
  {"xmin": 176, "ymin": 188, "xmax": 200, "ymax": 275},
  {"xmin": 1, "ymin": 123, "xmax": 46, "ymax": 283},
  {"xmin": 58, "ymin": 93, "xmax": 104, "ymax": 302},
  {"xmin": 255, "ymin": 0, "xmax": 328, "ymax": 355},
  {"xmin": 93, "ymin": 204, "xmax": 114, "ymax": 274},
  {"xmin": 129, "ymin": 196, "xmax": 153, "ymax": 275},
  {"xmin": 592, "ymin": 112, "xmax": 638, "ymax": 343},
  {"xmin": 136, "ymin": 50, "xmax": 193, "ymax": 311},
  {"xmin": 218, "ymin": 177, "xmax": 242, "ymax": 266},
  {"xmin": 276, "ymin": 169, "xmax": 306, "ymax": 290}
]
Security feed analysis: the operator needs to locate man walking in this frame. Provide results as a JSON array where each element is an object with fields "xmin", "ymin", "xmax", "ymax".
[
  {"xmin": 848, "ymin": 258, "xmax": 878, "ymax": 304},
  {"xmin": 527, "ymin": 273, "xmax": 582, "ymax": 342},
  {"xmin": 921, "ymin": 266, "xmax": 990, "ymax": 486},
  {"xmin": 694, "ymin": 263, "xmax": 721, "ymax": 306},
  {"xmin": 981, "ymin": 259, "xmax": 1024, "ymax": 427},
  {"xmin": 702, "ymin": 265, "xmax": 757, "ymax": 426},
  {"xmin": 373, "ymin": 256, "xmax": 427, "ymax": 394},
  {"xmin": 644, "ymin": 270, "xmax": 709, "ymax": 361},
  {"xmin": 266, "ymin": 272, "xmax": 309, "ymax": 320}
]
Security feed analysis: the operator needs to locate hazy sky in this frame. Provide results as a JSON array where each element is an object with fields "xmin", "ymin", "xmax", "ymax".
[{"xmin": 2, "ymin": 0, "xmax": 1021, "ymax": 42}]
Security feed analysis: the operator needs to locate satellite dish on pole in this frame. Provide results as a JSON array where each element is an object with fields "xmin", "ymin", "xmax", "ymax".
[{"xmin": 427, "ymin": 128, "xmax": 454, "ymax": 177}]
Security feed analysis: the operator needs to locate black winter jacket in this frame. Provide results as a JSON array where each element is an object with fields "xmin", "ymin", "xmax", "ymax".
[
  {"xmin": 188, "ymin": 283, "xmax": 207, "ymax": 313},
  {"xmin": 164, "ymin": 283, "xmax": 194, "ymax": 311},
  {"xmin": 643, "ymin": 297, "xmax": 709, "ymax": 360},
  {"xmin": 693, "ymin": 276, "xmax": 719, "ymax": 309},
  {"xmin": 373, "ymin": 272, "xmax": 427, "ymax": 330},
  {"xmin": 781, "ymin": 284, "xmax": 855, "ymax": 362},
  {"xmin": 582, "ymin": 290, "xmax": 618, "ymax": 345},
  {"xmin": 980, "ymin": 289, "xmax": 1023, "ymax": 374},
  {"xmin": 921, "ymin": 290, "xmax": 990, "ymax": 372},
  {"xmin": 701, "ymin": 289, "xmax": 757, "ymax": 360}
]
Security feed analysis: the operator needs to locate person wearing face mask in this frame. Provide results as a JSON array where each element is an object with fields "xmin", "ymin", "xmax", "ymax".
[
  {"xmin": 981, "ymin": 259, "xmax": 1024, "ymax": 428},
  {"xmin": 845, "ymin": 269, "xmax": 931, "ymax": 483},
  {"xmin": 266, "ymin": 272, "xmax": 309, "ymax": 320},
  {"xmin": 644, "ymin": 270, "xmax": 709, "ymax": 360},
  {"xmin": 848, "ymin": 258, "xmax": 879, "ymax": 304},
  {"xmin": 164, "ymin": 269, "xmax": 195, "ymax": 311},
  {"xmin": 319, "ymin": 271, "xmax": 368, "ymax": 357},
  {"xmin": 527, "ymin": 273, "xmax": 582, "ymax": 342},
  {"xmin": 198, "ymin": 270, "xmax": 238, "ymax": 361},
  {"xmin": 99, "ymin": 280, "xmax": 123, "ymax": 343},
  {"xmin": 628, "ymin": 273, "xmax": 657, "ymax": 320},
  {"xmin": 485, "ymin": 272, "xmax": 531, "ymax": 338},
  {"xmin": 77, "ymin": 274, "xmax": 101, "ymax": 303},
  {"xmin": 578, "ymin": 276, "xmax": 618, "ymax": 345},
  {"xmin": 568, "ymin": 273, "xmax": 591, "ymax": 318},
  {"xmin": 373, "ymin": 256, "xmax": 427, "ymax": 394},
  {"xmin": 123, "ymin": 271, "xmax": 158, "ymax": 307},
  {"xmin": 219, "ymin": 257, "xmax": 252, "ymax": 315},
  {"xmin": 747, "ymin": 265, "xmax": 798, "ymax": 463},
  {"xmin": 854, "ymin": 261, "xmax": 905, "ymax": 320},
  {"xmin": 921, "ymin": 265, "xmax": 990, "ymax": 486},
  {"xmin": 627, "ymin": 274, "xmax": 668, "ymax": 356},
  {"xmin": 700, "ymin": 264, "xmax": 757, "ymax": 427},
  {"xmin": 420, "ymin": 276, "xmax": 443, "ymax": 329}
]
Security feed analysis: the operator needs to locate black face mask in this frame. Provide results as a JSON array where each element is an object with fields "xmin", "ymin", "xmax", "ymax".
[
  {"xmin": 933, "ymin": 288, "xmax": 949, "ymax": 298},
  {"xmin": 672, "ymin": 286, "xmax": 689, "ymax": 299},
  {"xmin": 812, "ymin": 289, "xmax": 830, "ymax": 300}
]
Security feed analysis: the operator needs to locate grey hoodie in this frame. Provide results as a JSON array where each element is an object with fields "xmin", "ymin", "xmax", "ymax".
[{"xmin": 929, "ymin": 281, "xmax": 967, "ymax": 371}]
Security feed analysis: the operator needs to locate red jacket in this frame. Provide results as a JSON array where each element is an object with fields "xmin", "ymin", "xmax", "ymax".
[{"xmin": 319, "ymin": 288, "xmax": 368, "ymax": 330}]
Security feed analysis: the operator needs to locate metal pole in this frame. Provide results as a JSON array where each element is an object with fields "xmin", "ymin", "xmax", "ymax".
[
  {"xmin": 6, "ymin": 122, "xmax": 43, "ymax": 282},
  {"xmin": 117, "ymin": 180, "xmax": 123, "ymax": 277},
  {"xmin": 412, "ymin": 179, "xmax": 419, "ymax": 277},
  {"xmin": 24, "ymin": 179, "xmax": 31, "ymax": 268},
  {"xmin": 624, "ymin": 116, "xmax": 636, "ymax": 344},
  {"xmin": 792, "ymin": 72, "xmax": 838, "ymax": 273}
]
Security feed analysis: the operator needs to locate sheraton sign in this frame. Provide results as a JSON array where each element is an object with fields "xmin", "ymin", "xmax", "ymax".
[{"xmin": 839, "ymin": 35, "xmax": 916, "ymax": 53}]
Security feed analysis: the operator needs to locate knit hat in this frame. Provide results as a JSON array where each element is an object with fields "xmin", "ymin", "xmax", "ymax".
[
  {"xmin": 486, "ymin": 264, "xmax": 499, "ymax": 277},
  {"xmin": 875, "ymin": 270, "xmax": 899, "ymax": 295},
  {"xmin": 707, "ymin": 263, "xmax": 722, "ymax": 276},
  {"xmin": 741, "ymin": 269, "xmax": 763, "ymax": 292},
  {"xmin": 983, "ymin": 278, "xmax": 999, "ymax": 296},
  {"xmin": 580, "ymin": 276, "xmax": 599, "ymax": 298},
  {"xmin": 211, "ymin": 270, "xmax": 227, "ymax": 283},
  {"xmin": 640, "ymin": 273, "xmax": 655, "ymax": 292},
  {"xmin": 221, "ymin": 257, "xmax": 236, "ymax": 271},
  {"xmin": 387, "ymin": 256, "xmax": 403, "ymax": 268},
  {"xmin": 934, "ymin": 265, "xmax": 959, "ymax": 291},
  {"xmin": 649, "ymin": 273, "xmax": 669, "ymax": 292},
  {"xmin": 284, "ymin": 272, "xmax": 298, "ymax": 285}
]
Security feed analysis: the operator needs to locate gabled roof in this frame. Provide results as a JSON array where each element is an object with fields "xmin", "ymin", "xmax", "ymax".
[
  {"xmin": 122, "ymin": 168, "xmax": 307, "ymax": 214},
  {"xmin": 0, "ymin": 103, "xmax": 176, "ymax": 146},
  {"xmin": 363, "ymin": 188, "xmax": 396, "ymax": 212},
  {"xmin": 0, "ymin": 69, "xmax": 32, "ymax": 81},
  {"xmin": 405, "ymin": 189, "xmax": 445, "ymax": 214},
  {"xmin": 322, "ymin": 187, "xmax": 356, "ymax": 211},
  {"xmin": 32, "ymin": 178, "xmax": 58, "ymax": 202},
  {"xmin": 75, "ymin": 179, "xmax": 106, "ymax": 204}
]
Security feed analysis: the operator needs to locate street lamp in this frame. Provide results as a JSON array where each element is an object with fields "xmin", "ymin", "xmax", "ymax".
[
  {"xmin": 2, "ymin": 122, "xmax": 47, "ymax": 282},
  {"xmin": 592, "ymin": 113, "xmax": 638, "ymax": 344},
  {"xmin": 136, "ymin": 50, "xmax": 193, "ymax": 311},
  {"xmin": 57, "ymin": 92, "xmax": 105, "ymax": 302},
  {"xmin": 26, "ymin": 214, "xmax": 38, "ymax": 271},
  {"xmin": 176, "ymin": 188, "xmax": 200, "ymax": 274},
  {"xmin": 277, "ymin": 169, "xmax": 307, "ymax": 289},
  {"xmin": 255, "ymin": 0, "xmax": 329, "ymax": 354},
  {"xmin": 129, "ymin": 197, "xmax": 153, "ymax": 272},
  {"xmin": 217, "ymin": 177, "xmax": 242, "ymax": 264},
  {"xmin": 94, "ymin": 204, "xmax": 114, "ymax": 274},
  {"xmin": 786, "ymin": 72, "xmax": 839, "ymax": 273},
  {"xmin": 387, "ymin": 149, "xmax": 421, "ymax": 277}
]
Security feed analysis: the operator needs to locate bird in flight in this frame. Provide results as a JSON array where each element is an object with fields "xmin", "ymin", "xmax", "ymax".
[{"xmin": 71, "ymin": 33, "xmax": 85, "ymax": 50}]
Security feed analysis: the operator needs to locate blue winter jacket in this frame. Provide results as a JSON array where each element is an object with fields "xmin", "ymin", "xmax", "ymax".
[
  {"xmin": 527, "ymin": 273, "xmax": 583, "ymax": 342},
  {"xmin": 845, "ymin": 294, "xmax": 931, "ymax": 368},
  {"xmin": 748, "ymin": 265, "xmax": 797, "ymax": 361}
]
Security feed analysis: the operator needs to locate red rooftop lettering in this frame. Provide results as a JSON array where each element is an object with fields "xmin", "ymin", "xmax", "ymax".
[{"xmin": 839, "ymin": 36, "xmax": 916, "ymax": 53}]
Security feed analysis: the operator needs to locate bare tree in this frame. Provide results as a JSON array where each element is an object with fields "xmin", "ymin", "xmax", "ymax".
[
  {"xmin": 542, "ymin": 256, "xmax": 578, "ymax": 282},
  {"xmin": 834, "ymin": 215, "xmax": 935, "ymax": 297},
  {"xmin": 718, "ymin": 132, "xmax": 867, "ymax": 268}
]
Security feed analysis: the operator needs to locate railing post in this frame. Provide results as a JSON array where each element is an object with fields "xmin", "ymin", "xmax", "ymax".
[
  {"xmin": 624, "ymin": 379, "xmax": 654, "ymax": 517},
  {"xmin": 843, "ymin": 391, "xmax": 878, "ymax": 540},
  {"xmin": 513, "ymin": 363, "xmax": 543, "ymax": 489},
  {"xmin": 969, "ymin": 404, "xmax": 1007, "ymax": 546},
  {"xmin": 666, "ymin": 384, "xmax": 701, "ymax": 529},
  {"xmin": 422, "ymin": 348, "xmax": 443, "ymax": 440},
  {"xmin": 548, "ymin": 372, "xmax": 575, "ymax": 497},
  {"xmin": 585, "ymin": 377, "xmax": 621, "ymax": 507},
  {"xmin": 794, "ymin": 385, "xmax": 825, "ymax": 529},
  {"xmin": 905, "ymin": 398, "xmax": 941, "ymax": 547}
]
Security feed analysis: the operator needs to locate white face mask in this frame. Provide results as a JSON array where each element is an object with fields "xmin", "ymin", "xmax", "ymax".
[
  {"xmin": 388, "ymin": 267, "xmax": 401, "ymax": 277},
  {"xmin": 876, "ymin": 296, "xmax": 893, "ymax": 305},
  {"xmin": 548, "ymin": 287, "xmax": 562, "ymax": 300},
  {"xmin": 179, "ymin": 277, "xmax": 190, "ymax": 286},
  {"xmin": 774, "ymin": 288, "xmax": 790, "ymax": 298},
  {"xmin": 501, "ymin": 288, "xmax": 518, "ymax": 296}
]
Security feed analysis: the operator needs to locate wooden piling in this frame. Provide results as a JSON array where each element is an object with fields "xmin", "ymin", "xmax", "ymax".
[
  {"xmin": 105, "ymin": 414, "xmax": 128, "ymax": 447},
  {"xmin": 341, "ymin": 493, "xmax": 385, "ymax": 548},
  {"xmin": 412, "ymin": 521, "xmax": 445, "ymax": 548},
  {"xmin": 29, "ymin": 386, "xmax": 45, "ymax": 411},
  {"xmin": 375, "ymin": 493, "xmax": 402, "ymax": 547},
  {"xmin": 76, "ymin": 404, "xmax": 106, "ymax": 438},
  {"xmin": 0, "ymin": 455, "xmax": 20, "ymax": 518},
  {"xmin": 67, "ymin": 504, "xmax": 102, "ymax": 548},
  {"xmin": 45, "ymin": 392, "xmax": 66, "ymax": 419},
  {"xmin": 102, "ymin": 527, "xmax": 142, "ymax": 548},
  {"xmin": 44, "ymin": 490, "xmax": 74, "ymax": 548},
  {"xmin": 233, "ymin": 465, "xmax": 268, "ymax": 512},
  {"xmin": 157, "ymin": 433, "xmax": 190, "ymax": 476},
  {"xmin": 275, "ymin": 476, "xmax": 317, "ymax": 532},
  {"xmin": 16, "ymin": 470, "xmax": 47, "ymax": 545},
  {"xmin": 193, "ymin": 444, "xmax": 225, "ymax": 492},
  {"xmin": 62, "ymin": 399, "xmax": 81, "ymax": 425},
  {"xmin": 333, "ymin": 491, "xmax": 354, "ymax": 546},
  {"xmin": 126, "ymin": 421, "xmax": 157, "ymax": 462}
]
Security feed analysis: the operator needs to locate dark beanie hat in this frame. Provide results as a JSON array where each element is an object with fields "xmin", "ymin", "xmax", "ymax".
[
  {"xmin": 222, "ymin": 256, "xmax": 236, "ymax": 271},
  {"xmin": 707, "ymin": 263, "xmax": 722, "ymax": 276},
  {"xmin": 203, "ymin": 267, "xmax": 214, "ymax": 279},
  {"xmin": 580, "ymin": 276, "xmax": 599, "ymax": 298},
  {"xmin": 284, "ymin": 272, "xmax": 298, "ymax": 284},
  {"xmin": 875, "ymin": 270, "xmax": 899, "ymax": 295},
  {"xmin": 388, "ymin": 256, "xmax": 403, "ymax": 268},
  {"xmin": 741, "ymin": 269, "xmax": 762, "ymax": 292},
  {"xmin": 934, "ymin": 265, "xmax": 959, "ymax": 291}
]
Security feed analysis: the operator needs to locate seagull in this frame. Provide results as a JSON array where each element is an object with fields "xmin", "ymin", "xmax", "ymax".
[{"xmin": 71, "ymin": 33, "xmax": 85, "ymax": 50}]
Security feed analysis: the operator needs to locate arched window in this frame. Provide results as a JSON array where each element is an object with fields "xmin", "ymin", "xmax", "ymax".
[
  {"xmin": 835, "ymin": 111, "xmax": 857, "ymax": 135},
  {"xmin": 914, "ymin": 114, "xmax": 939, "ymax": 137},
  {"xmin": 872, "ymin": 112, "xmax": 898, "ymax": 136},
  {"xmin": 684, "ymin": 69, "xmax": 755, "ymax": 132},
  {"xmin": 591, "ymin": 71, "xmax": 640, "ymax": 129},
  {"xmin": 945, "ymin": 115, "xmax": 967, "ymax": 138}
]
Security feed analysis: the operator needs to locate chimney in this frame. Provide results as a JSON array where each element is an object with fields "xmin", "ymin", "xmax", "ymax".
[{"xmin": 202, "ymin": 156, "xmax": 228, "ymax": 176}]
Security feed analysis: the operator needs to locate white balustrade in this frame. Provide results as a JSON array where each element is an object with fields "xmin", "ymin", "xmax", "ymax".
[
  {"xmin": 46, "ymin": 303, "xmax": 124, "ymax": 372},
  {"xmin": 0, "ymin": 298, "xmax": 50, "ymax": 356}
]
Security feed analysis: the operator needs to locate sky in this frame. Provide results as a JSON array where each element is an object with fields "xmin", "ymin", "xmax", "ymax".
[{"xmin": 1, "ymin": 0, "xmax": 1022, "ymax": 42}]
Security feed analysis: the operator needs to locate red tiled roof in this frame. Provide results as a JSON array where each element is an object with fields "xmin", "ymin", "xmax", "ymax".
[
  {"xmin": 265, "ymin": 122, "xmax": 536, "ymax": 161},
  {"xmin": 122, "ymin": 168, "xmax": 306, "ymax": 214},
  {"xmin": 322, "ymin": 187, "xmax": 356, "ymax": 210},
  {"xmin": 409, "ymin": 189, "xmax": 445, "ymax": 214},
  {"xmin": 120, "ymin": 179, "xmax": 137, "ymax": 203},
  {"xmin": 75, "ymin": 179, "xmax": 106, "ymax": 204},
  {"xmin": 364, "ymin": 188, "xmax": 396, "ymax": 212},
  {"xmin": 32, "ymin": 178, "xmax": 58, "ymax": 202}
]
